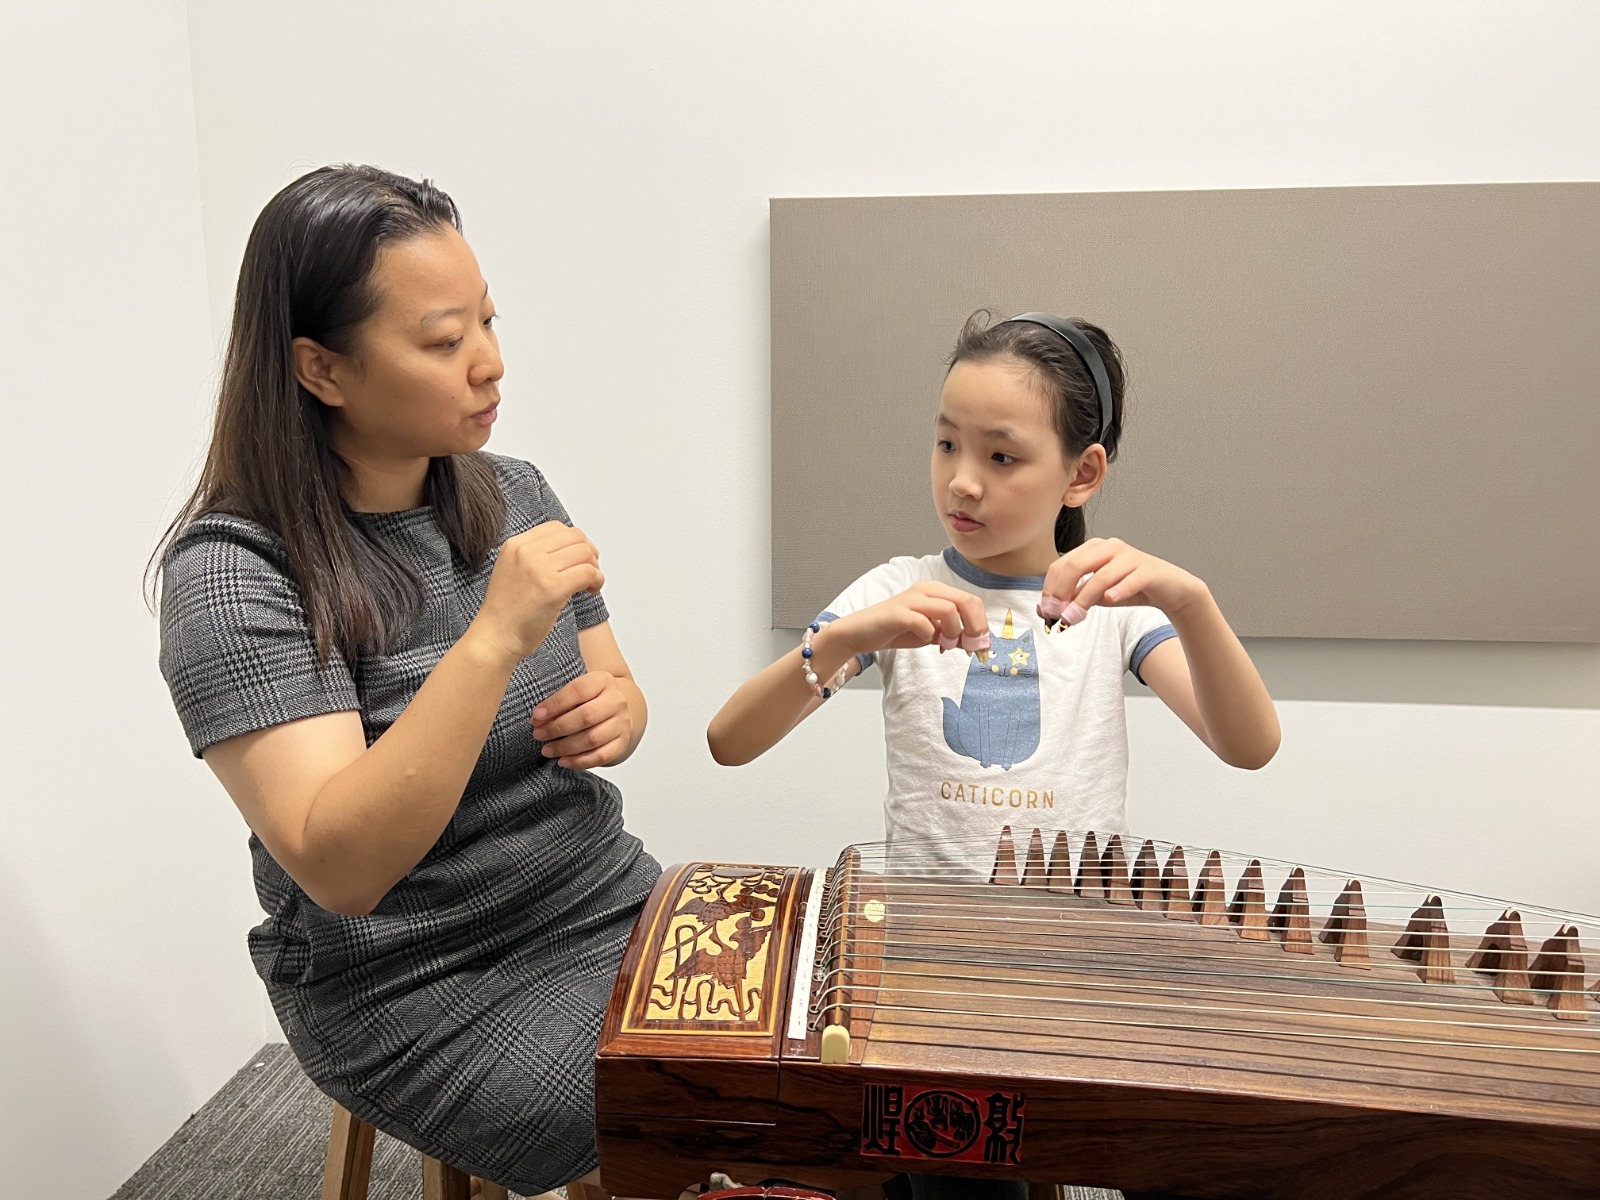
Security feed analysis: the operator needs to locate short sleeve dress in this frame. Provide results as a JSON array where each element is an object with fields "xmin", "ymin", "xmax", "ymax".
[{"xmin": 158, "ymin": 453, "xmax": 661, "ymax": 1193}]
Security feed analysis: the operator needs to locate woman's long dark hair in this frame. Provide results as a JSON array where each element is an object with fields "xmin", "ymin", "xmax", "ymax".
[
  {"xmin": 948, "ymin": 310, "xmax": 1127, "ymax": 554},
  {"xmin": 150, "ymin": 164, "xmax": 506, "ymax": 662}
]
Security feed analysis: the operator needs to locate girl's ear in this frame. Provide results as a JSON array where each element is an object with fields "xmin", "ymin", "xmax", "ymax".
[
  {"xmin": 292, "ymin": 337, "xmax": 348, "ymax": 408},
  {"xmin": 1063, "ymin": 444, "xmax": 1108, "ymax": 508}
]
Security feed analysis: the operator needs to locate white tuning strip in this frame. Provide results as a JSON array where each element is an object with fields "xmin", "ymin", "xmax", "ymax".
[{"xmin": 786, "ymin": 867, "xmax": 828, "ymax": 1041}]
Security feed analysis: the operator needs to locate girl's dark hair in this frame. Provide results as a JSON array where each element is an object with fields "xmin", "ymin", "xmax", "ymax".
[
  {"xmin": 948, "ymin": 309, "xmax": 1127, "ymax": 554},
  {"xmin": 149, "ymin": 164, "xmax": 506, "ymax": 661}
]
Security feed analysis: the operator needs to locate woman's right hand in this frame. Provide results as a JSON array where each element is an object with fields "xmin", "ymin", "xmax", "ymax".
[
  {"xmin": 830, "ymin": 582, "xmax": 990, "ymax": 657},
  {"xmin": 469, "ymin": 521, "xmax": 604, "ymax": 665}
]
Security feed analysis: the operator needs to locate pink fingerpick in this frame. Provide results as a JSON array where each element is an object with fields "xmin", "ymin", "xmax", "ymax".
[
  {"xmin": 937, "ymin": 633, "xmax": 962, "ymax": 652},
  {"xmin": 1037, "ymin": 594, "xmax": 1065, "ymax": 620},
  {"xmin": 1063, "ymin": 601, "xmax": 1089, "ymax": 627},
  {"xmin": 959, "ymin": 631, "xmax": 991, "ymax": 652}
]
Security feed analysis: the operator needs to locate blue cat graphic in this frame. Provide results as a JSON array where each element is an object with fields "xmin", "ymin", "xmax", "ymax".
[{"xmin": 941, "ymin": 614, "xmax": 1040, "ymax": 770}]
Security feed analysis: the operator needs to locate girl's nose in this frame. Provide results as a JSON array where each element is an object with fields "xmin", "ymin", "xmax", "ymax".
[{"xmin": 950, "ymin": 470, "xmax": 981, "ymax": 500}]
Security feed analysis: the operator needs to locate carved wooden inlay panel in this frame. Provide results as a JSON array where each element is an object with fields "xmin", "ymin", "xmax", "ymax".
[{"xmin": 622, "ymin": 864, "xmax": 796, "ymax": 1037}]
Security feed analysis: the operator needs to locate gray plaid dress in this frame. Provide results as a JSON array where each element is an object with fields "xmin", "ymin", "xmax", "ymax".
[{"xmin": 159, "ymin": 454, "xmax": 660, "ymax": 1193}]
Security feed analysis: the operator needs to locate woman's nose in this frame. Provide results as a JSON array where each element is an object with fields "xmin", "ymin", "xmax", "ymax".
[{"xmin": 472, "ymin": 338, "xmax": 504, "ymax": 387}]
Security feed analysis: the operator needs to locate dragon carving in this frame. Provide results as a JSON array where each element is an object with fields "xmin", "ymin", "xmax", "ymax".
[{"xmin": 646, "ymin": 866, "xmax": 787, "ymax": 1024}]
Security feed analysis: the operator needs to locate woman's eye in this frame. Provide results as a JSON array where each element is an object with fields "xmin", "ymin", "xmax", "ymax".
[
  {"xmin": 483, "ymin": 314, "xmax": 498, "ymax": 329},
  {"xmin": 438, "ymin": 337, "xmax": 463, "ymax": 350}
]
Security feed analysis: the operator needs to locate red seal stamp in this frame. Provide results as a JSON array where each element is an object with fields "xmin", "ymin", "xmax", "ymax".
[{"xmin": 860, "ymin": 1083, "xmax": 1024, "ymax": 1165}]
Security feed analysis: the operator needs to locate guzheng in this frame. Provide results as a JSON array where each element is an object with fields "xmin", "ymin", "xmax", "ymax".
[{"xmin": 595, "ymin": 829, "xmax": 1600, "ymax": 1200}]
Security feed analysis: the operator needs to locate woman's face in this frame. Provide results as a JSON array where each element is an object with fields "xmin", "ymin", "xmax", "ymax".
[{"xmin": 323, "ymin": 226, "xmax": 503, "ymax": 465}]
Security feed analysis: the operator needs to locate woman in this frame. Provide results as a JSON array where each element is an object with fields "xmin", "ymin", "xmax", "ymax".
[{"xmin": 154, "ymin": 164, "xmax": 659, "ymax": 1193}]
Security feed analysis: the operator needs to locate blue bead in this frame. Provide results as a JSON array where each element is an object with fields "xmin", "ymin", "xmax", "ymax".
[
  {"xmin": 822, "ymin": 688, "xmax": 832, "ymax": 699},
  {"xmin": 809, "ymin": 622, "xmax": 821, "ymax": 633},
  {"xmin": 801, "ymin": 646, "xmax": 813, "ymax": 658}
]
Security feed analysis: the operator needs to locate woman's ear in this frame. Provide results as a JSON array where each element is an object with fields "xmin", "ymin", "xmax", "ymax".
[
  {"xmin": 292, "ymin": 337, "xmax": 347, "ymax": 408},
  {"xmin": 1063, "ymin": 444, "xmax": 1108, "ymax": 508}
]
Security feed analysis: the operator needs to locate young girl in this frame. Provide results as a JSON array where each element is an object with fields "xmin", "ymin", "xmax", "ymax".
[
  {"xmin": 153, "ymin": 165, "xmax": 658, "ymax": 1195},
  {"xmin": 708, "ymin": 310, "xmax": 1280, "ymax": 871}
]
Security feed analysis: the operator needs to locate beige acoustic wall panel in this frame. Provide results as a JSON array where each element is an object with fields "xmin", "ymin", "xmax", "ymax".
[{"xmin": 771, "ymin": 183, "xmax": 1600, "ymax": 640}]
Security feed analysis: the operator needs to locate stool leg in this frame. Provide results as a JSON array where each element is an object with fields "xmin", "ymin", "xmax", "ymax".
[
  {"xmin": 422, "ymin": 1153, "xmax": 474, "ymax": 1200},
  {"xmin": 474, "ymin": 1180, "xmax": 511, "ymax": 1200},
  {"xmin": 321, "ymin": 1104, "xmax": 375, "ymax": 1200}
]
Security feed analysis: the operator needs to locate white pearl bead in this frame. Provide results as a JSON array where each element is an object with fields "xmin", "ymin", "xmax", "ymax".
[{"xmin": 805, "ymin": 671, "xmax": 818, "ymax": 685}]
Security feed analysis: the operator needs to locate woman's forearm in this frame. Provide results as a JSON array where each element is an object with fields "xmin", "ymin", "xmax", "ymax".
[
  {"xmin": 1168, "ymin": 589, "xmax": 1280, "ymax": 770},
  {"xmin": 613, "ymin": 675, "xmax": 648, "ymax": 764},
  {"xmin": 300, "ymin": 625, "xmax": 520, "ymax": 913}
]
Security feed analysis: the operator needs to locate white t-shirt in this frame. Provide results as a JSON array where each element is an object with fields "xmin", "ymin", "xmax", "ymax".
[{"xmin": 821, "ymin": 547, "xmax": 1176, "ymax": 871}]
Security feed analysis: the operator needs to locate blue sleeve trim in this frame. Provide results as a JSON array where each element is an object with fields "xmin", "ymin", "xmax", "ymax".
[
  {"xmin": 816, "ymin": 610, "xmax": 875, "ymax": 672},
  {"xmin": 1129, "ymin": 624, "xmax": 1178, "ymax": 685}
]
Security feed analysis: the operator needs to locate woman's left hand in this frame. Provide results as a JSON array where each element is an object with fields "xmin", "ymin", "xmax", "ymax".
[
  {"xmin": 1039, "ymin": 537, "xmax": 1209, "ymax": 626},
  {"xmin": 531, "ymin": 671, "xmax": 633, "ymax": 769}
]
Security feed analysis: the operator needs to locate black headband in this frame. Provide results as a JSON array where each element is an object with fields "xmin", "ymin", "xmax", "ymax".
[{"xmin": 998, "ymin": 312, "xmax": 1114, "ymax": 448}]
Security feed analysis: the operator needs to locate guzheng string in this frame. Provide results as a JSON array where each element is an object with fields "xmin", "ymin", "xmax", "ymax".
[
  {"xmin": 804, "ymin": 830, "xmax": 1599, "ymax": 1056},
  {"xmin": 819, "ymin": 985, "xmax": 1600, "ymax": 1049},
  {"xmin": 809, "ymin": 999, "xmax": 1600, "ymax": 1062}
]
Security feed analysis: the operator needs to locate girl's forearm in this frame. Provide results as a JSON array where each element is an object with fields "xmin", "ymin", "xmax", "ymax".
[
  {"xmin": 1168, "ymin": 589, "xmax": 1280, "ymax": 770},
  {"xmin": 707, "ymin": 624, "xmax": 854, "ymax": 765}
]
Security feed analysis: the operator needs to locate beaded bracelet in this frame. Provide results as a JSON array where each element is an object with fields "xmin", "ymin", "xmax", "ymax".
[{"xmin": 800, "ymin": 621, "xmax": 853, "ymax": 700}]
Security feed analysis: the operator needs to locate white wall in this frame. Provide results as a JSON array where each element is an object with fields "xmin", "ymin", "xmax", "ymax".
[
  {"xmin": 0, "ymin": 2, "xmax": 271, "ymax": 1197},
  {"xmin": 6, "ymin": 4, "xmax": 1598, "ymax": 1195}
]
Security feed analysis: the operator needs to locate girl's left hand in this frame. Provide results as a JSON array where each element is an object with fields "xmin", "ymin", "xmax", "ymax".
[
  {"xmin": 1039, "ymin": 537, "xmax": 1209, "ymax": 626},
  {"xmin": 531, "ymin": 671, "xmax": 633, "ymax": 769}
]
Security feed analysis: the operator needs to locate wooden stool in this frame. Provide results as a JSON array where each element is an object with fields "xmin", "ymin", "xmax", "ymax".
[{"xmin": 321, "ymin": 1101, "xmax": 513, "ymax": 1200}]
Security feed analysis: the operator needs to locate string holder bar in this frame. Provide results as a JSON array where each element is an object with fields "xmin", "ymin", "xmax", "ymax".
[
  {"xmin": 1394, "ymin": 895, "xmax": 1456, "ymax": 985},
  {"xmin": 1268, "ymin": 866, "xmax": 1314, "ymax": 954},
  {"xmin": 1529, "ymin": 924, "xmax": 1588, "ymax": 1022},
  {"xmin": 1193, "ymin": 850, "xmax": 1228, "ymax": 926},
  {"xmin": 1319, "ymin": 879, "xmax": 1372, "ymax": 968},
  {"xmin": 1161, "ymin": 846, "xmax": 1195, "ymax": 921},
  {"xmin": 1102, "ymin": 833, "xmax": 1135, "ymax": 906},
  {"xmin": 1076, "ymin": 830, "xmax": 1105, "ymax": 899},
  {"xmin": 990, "ymin": 825, "xmax": 1021, "ymax": 886},
  {"xmin": 1023, "ymin": 828, "xmax": 1049, "ymax": 888},
  {"xmin": 1467, "ymin": 909, "xmax": 1535, "ymax": 1005},
  {"xmin": 1131, "ymin": 839, "xmax": 1161, "ymax": 911},
  {"xmin": 1228, "ymin": 859, "xmax": 1270, "ymax": 941},
  {"xmin": 1047, "ymin": 832, "xmax": 1074, "ymax": 895}
]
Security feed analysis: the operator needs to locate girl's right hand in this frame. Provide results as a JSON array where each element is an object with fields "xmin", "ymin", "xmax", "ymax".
[
  {"xmin": 470, "ymin": 521, "xmax": 604, "ymax": 665},
  {"xmin": 831, "ymin": 582, "xmax": 991, "ymax": 657}
]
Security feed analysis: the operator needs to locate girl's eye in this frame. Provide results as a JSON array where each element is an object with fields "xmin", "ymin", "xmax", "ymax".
[
  {"xmin": 935, "ymin": 439, "xmax": 955, "ymax": 453},
  {"xmin": 992, "ymin": 452, "xmax": 1016, "ymax": 466}
]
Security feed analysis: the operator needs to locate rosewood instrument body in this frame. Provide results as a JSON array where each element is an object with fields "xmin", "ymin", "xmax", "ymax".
[{"xmin": 595, "ymin": 835, "xmax": 1600, "ymax": 1200}]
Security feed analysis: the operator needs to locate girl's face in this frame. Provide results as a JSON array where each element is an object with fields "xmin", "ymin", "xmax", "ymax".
[
  {"xmin": 316, "ymin": 227, "xmax": 503, "ymax": 471},
  {"xmin": 931, "ymin": 356, "xmax": 1080, "ymax": 577}
]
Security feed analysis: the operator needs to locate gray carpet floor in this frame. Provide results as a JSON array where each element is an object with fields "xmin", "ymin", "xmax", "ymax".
[{"xmin": 109, "ymin": 1043, "xmax": 534, "ymax": 1200}]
